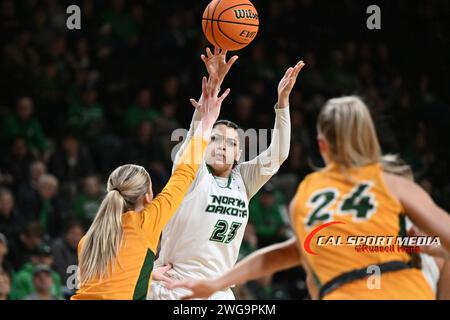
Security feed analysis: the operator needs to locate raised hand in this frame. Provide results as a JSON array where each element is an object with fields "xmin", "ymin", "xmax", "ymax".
[
  {"xmin": 277, "ymin": 60, "xmax": 305, "ymax": 108},
  {"xmin": 201, "ymin": 47, "xmax": 239, "ymax": 85},
  {"xmin": 191, "ymin": 75, "xmax": 231, "ymax": 126}
]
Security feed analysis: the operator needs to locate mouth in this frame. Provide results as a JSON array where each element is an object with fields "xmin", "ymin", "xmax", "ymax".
[{"xmin": 215, "ymin": 153, "xmax": 226, "ymax": 162}]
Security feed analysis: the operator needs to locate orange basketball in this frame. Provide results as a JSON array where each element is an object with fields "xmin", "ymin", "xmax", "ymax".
[{"xmin": 202, "ymin": 0, "xmax": 259, "ymax": 51}]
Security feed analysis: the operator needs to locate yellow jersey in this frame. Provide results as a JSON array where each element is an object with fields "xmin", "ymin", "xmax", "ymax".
[
  {"xmin": 71, "ymin": 137, "xmax": 207, "ymax": 300},
  {"xmin": 292, "ymin": 162, "xmax": 434, "ymax": 299}
]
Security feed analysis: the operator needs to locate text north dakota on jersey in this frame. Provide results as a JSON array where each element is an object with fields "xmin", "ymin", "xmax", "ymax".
[{"xmin": 205, "ymin": 195, "xmax": 248, "ymax": 218}]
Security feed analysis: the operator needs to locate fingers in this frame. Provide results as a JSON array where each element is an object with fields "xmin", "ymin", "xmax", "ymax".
[
  {"xmin": 292, "ymin": 60, "xmax": 305, "ymax": 78},
  {"xmin": 190, "ymin": 99, "xmax": 200, "ymax": 108},
  {"xmin": 226, "ymin": 55, "xmax": 239, "ymax": 68},
  {"xmin": 202, "ymin": 76, "xmax": 209, "ymax": 97},
  {"xmin": 159, "ymin": 275, "xmax": 173, "ymax": 284},
  {"xmin": 206, "ymin": 47, "xmax": 213, "ymax": 59},
  {"xmin": 214, "ymin": 46, "xmax": 220, "ymax": 55},
  {"xmin": 200, "ymin": 54, "xmax": 207, "ymax": 63},
  {"xmin": 218, "ymin": 88, "xmax": 231, "ymax": 103},
  {"xmin": 282, "ymin": 60, "xmax": 306, "ymax": 91},
  {"xmin": 283, "ymin": 67, "xmax": 293, "ymax": 78},
  {"xmin": 181, "ymin": 295, "xmax": 195, "ymax": 301},
  {"xmin": 160, "ymin": 264, "xmax": 172, "ymax": 273}
]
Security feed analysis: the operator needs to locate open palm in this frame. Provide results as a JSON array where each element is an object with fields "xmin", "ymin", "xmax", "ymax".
[
  {"xmin": 201, "ymin": 47, "xmax": 239, "ymax": 84},
  {"xmin": 277, "ymin": 60, "xmax": 305, "ymax": 108}
]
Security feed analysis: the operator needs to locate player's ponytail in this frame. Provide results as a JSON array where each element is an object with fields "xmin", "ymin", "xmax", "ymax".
[
  {"xmin": 317, "ymin": 96, "xmax": 381, "ymax": 168},
  {"xmin": 78, "ymin": 165, "xmax": 151, "ymax": 285}
]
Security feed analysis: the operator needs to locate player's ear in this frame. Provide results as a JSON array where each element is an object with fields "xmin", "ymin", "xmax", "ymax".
[
  {"xmin": 144, "ymin": 187, "xmax": 153, "ymax": 204},
  {"xmin": 317, "ymin": 135, "xmax": 329, "ymax": 159},
  {"xmin": 235, "ymin": 148, "xmax": 242, "ymax": 162}
]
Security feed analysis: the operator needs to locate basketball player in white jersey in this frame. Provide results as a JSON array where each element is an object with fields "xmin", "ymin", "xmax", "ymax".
[{"xmin": 149, "ymin": 47, "xmax": 305, "ymax": 299}]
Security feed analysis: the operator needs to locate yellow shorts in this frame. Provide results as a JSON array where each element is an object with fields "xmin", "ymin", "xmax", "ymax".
[{"xmin": 323, "ymin": 268, "xmax": 434, "ymax": 300}]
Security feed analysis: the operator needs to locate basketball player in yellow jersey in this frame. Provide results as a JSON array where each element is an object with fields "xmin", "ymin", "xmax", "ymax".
[
  {"xmin": 71, "ymin": 74, "xmax": 231, "ymax": 300},
  {"xmin": 290, "ymin": 96, "xmax": 450, "ymax": 299},
  {"xmin": 170, "ymin": 96, "xmax": 450, "ymax": 300}
]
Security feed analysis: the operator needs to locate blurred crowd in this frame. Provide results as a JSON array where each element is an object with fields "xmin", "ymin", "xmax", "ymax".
[{"xmin": 0, "ymin": 0, "xmax": 449, "ymax": 300}]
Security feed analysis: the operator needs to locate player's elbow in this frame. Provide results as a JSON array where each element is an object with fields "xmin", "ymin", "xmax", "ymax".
[{"xmin": 278, "ymin": 147, "xmax": 290, "ymax": 164}]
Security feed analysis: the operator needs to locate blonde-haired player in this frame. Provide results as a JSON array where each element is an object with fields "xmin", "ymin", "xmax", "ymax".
[
  {"xmin": 171, "ymin": 96, "xmax": 450, "ymax": 300},
  {"xmin": 71, "ymin": 74, "xmax": 230, "ymax": 300}
]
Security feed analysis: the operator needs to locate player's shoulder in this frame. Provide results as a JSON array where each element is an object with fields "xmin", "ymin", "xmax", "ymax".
[{"xmin": 297, "ymin": 170, "xmax": 324, "ymax": 189}]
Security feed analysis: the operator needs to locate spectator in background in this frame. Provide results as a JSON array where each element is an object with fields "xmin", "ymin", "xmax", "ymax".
[
  {"xmin": 67, "ymin": 88, "xmax": 105, "ymax": 139},
  {"xmin": 73, "ymin": 176, "xmax": 102, "ymax": 227},
  {"xmin": 234, "ymin": 95, "xmax": 254, "ymax": 130},
  {"xmin": 154, "ymin": 101, "xmax": 180, "ymax": 136},
  {"xmin": 48, "ymin": 134, "xmax": 95, "ymax": 202},
  {"xmin": 24, "ymin": 265, "xmax": 62, "ymax": 300},
  {"xmin": 2, "ymin": 30, "xmax": 39, "ymax": 80},
  {"xmin": 16, "ymin": 160, "xmax": 46, "ymax": 212},
  {"xmin": 124, "ymin": 121, "xmax": 169, "ymax": 193},
  {"xmin": 162, "ymin": 76, "xmax": 180, "ymax": 103},
  {"xmin": 10, "ymin": 243, "xmax": 62, "ymax": 300},
  {"xmin": 276, "ymin": 141, "xmax": 312, "ymax": 200},
  {"xmin": 35, "ymin": 61, "xmax": 66, "ymax": 132},
  {"xmin": 238, "ymin": 224, "xmax": 258, "ymax": 261},
  {"xmin": 0, "ymin": 136, "xmax": 35, "ymax": 192},
  {"xmin": 51, "ymin": 220, "xmax": 84, "ymax": 284},
  {"xmin": 1, "ymin": 97, "xmax": 48, "ymax": 158},
  {"xmin": 0, "ymin": 269, "xmax": 12, "ymax": 300},
  {"xmin": 125, "ymin": 88, "xmax": 159, "ymax": 133},
  {"xmin": 248, "ymin": 183, "xmax": 291, "ymax": 248},
  {"xmin": 18, "ymin": 174, "xmax": 63, "ymax": 238},
  {"xmin": 8, "ymin": 222, "xmax": 44, "ymax": 270},
  {"xmin": 0, "ymin": 233, "xmax": 14, "ymax": 276},
  {"xmin": 0, "ymin": 188, "xmax": 23, "ymax": 241},
  {"xmin": 102, "ymin": 0, "xmax": 141, "ymax": 40}
]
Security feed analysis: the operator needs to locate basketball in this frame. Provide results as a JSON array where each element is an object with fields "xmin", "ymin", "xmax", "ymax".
[{"xmin": 202, "ymin": 0, "xmax": 259, "ymax": 51}]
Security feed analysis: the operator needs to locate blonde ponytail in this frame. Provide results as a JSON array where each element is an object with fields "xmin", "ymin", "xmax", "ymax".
[{"xmin": 79, "ymin": 165, "xmax": 151, "ymax": 285}]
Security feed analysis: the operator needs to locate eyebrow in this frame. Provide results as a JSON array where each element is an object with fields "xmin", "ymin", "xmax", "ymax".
[{"xmin": 212, "ymin": 133, "xmax": 238, "ymax": 144}]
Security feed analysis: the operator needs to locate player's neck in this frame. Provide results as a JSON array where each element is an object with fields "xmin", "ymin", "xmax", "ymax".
[{"xmin": 212, "ymin": 168, "xmax": 232, "ymax": 178}]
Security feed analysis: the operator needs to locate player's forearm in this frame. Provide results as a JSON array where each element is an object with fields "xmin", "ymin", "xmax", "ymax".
[
  {"xmin": 192, "ymin": 117, "xmax": 215, "ymax": 142},
  {"xmin": 266, "ymin": 105, "xmax": 291, "ymax": 163},
  {"xmin": 173, "ymin": 98, "xmax": 207, "ymax": 169},
  {"xmin": 214, "ymin": 238, "xmax": 301, "ymax": 290}
]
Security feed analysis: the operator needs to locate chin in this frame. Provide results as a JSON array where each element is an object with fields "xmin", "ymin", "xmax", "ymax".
[{"xmin": 209, "ymin": 162, "xmax": 233, "ymax": 173}]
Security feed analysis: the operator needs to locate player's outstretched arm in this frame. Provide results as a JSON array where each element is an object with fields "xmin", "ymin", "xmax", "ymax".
[
  {"xmin": 240, "ymin": 61, "xmax": 305, "ymax": 199},
  {"xmin": 383, "ymin": 173, "xmax": 450, "ymax": 253},
  {"xmin": 168, "ymin": 237, "xmax": 301, "ymax": 300},
  {"xmin": 142, "ymin": 76, "xmax": 231, "ymax": 238},
  {"xmin": 172, "ymin": 47, "xmax": 238, "ymax": 170}
]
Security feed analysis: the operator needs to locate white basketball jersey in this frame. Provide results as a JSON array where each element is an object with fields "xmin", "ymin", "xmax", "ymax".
[
  {"xmin": 405, "ymin": 218, "xmax": 440, "ymax": 294},
  {"xmin": 153, "ymin": 162, "xmax": 249, "ymax": 292}
]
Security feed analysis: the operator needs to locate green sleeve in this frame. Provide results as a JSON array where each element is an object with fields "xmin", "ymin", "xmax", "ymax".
[
  {"xmin": 10, "ymin": 271, "xmax": 33, "ymax": 300},
  {"xmin": 31, "ymin": 120, "xmax": 48, "ymax": 151},
  {"xmin": 52, "ymin": 272, "xmax": 63, "ymax": 299}
]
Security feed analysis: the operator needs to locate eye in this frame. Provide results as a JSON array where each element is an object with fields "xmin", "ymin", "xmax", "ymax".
[{"xmin": 211, "ymin": 136, "xmax": 217, "ymax": 141}]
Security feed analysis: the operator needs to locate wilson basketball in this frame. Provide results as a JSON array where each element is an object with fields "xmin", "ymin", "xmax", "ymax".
[{"xmin": 202, "ymin": 0, "xmax": 259, "ymax": 51}]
